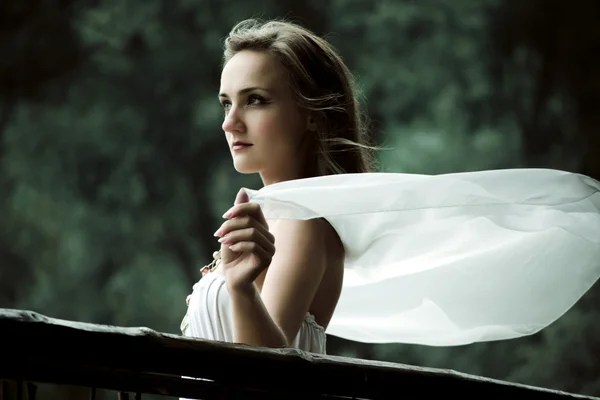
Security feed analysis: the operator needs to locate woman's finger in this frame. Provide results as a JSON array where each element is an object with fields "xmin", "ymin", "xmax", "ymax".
[
  {"xmin": 219, "ymin": 226, "xmax": 275, "ymax": 255},
  {"xmin": 223, "ymin": 202, "xmax": 269, "ymax": 227},
  {"xmin": 227, "ymin": 240, "xmax": 273, "ymax": 265},
  {"xmin": 215, "ymin": 214, "xmax": 268, "ymax": 237},
  {"xmin": 216, "ymin": 215, "xmax": 274, "ymax": 244}
]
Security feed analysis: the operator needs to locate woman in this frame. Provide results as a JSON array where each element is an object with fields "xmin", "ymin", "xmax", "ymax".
[
  {"xmin": 181, "ymin": 18, "xmax": 374, "ymax": 352},
  {"xmin": 182, "ymin": 19, "xmax": 600, "ymax": 351}
]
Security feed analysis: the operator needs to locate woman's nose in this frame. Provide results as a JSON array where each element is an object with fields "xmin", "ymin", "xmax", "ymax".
[{"xmin": 222, "ymin": 107, "xmax": 244, "ymax": 132}]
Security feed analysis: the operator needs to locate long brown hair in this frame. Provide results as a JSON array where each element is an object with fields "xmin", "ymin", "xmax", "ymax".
[{"xmin": 222, "ymin": 18, "xmax": 379, "ymax": 176}]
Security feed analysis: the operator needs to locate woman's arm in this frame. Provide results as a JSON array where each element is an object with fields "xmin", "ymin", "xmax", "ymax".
[{"xmin": 228, "ymin": 218, "xmax": 329, "ymax": 347}]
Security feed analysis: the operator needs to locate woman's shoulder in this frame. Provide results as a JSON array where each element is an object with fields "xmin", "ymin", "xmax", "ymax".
[{"xmin": 267, "ymin": 217, "xmax": 344, "ymax": 259}]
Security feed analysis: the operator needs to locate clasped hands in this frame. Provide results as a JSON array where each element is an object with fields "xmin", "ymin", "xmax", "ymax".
[{"xmin": 213, "ymin": 188, "xmax": 276, "ymax": 292}]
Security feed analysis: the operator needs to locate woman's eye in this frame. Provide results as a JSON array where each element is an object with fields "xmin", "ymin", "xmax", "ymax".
[
  {"xmin": 247, "ymin": 95, "xmax": 265, "ymax": 105},
  {"xmin": 220, "ymin": 96, "xmax": 267, "ymax": 112}
]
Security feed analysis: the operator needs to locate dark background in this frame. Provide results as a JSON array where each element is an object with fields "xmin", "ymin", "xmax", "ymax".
[{"xmin": 1, "ymin": 0, "xmax": 599, "ymax": 398}]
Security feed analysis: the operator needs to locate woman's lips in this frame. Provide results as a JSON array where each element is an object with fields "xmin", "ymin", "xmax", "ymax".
[{"xmin": 232, "ymin": 143, "xmax": 253, "ymax": 151}]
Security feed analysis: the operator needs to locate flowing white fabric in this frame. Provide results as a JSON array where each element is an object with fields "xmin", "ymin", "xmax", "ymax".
[{"xmin": 244, "ymin": 168, "xmax": 600, "ymax": 346}]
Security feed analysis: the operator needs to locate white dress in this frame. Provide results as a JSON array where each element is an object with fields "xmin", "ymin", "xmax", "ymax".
[{"xmin": 181, "ymin": 271, "xmax": 327, "ymax": 354}]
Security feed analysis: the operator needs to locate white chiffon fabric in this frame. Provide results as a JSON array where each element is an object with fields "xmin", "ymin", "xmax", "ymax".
[{"xmin": 244, "ymin": 168, "xmax": 600, "ymax": 346}]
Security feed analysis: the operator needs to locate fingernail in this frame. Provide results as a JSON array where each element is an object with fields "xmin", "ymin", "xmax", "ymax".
[
  {"xmin": 213, "ymin": 229, "xmax": 222, "ymax": 237},
  {"xmin": 222, "ymin": 210, "xmax": 232, "ymax": 219}
]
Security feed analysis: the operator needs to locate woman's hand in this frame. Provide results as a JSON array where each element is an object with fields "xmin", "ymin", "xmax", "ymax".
[{"xmin": 214, "ymin": 188, "xmax": 276, "ymax": 292}]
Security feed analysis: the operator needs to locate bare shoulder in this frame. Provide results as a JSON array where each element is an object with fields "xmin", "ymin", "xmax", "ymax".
[
  {"xmin": 268, "ymin": 218, "xmax": 344, "ymax": 258},
  {"xmin": 261, "ymin": 218, "xmax": 344, "ymax": 333}
]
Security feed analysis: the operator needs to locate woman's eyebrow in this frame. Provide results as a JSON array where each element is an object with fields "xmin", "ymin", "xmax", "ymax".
[{"xmin": 218, "ymin": 86, "xmax": 271, "ymax": 98}]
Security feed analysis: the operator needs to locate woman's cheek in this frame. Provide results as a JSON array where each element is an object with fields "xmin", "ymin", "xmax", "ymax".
[{"xmin": 255, "ymin": 114, "xmax": 284, "ymax": 140}]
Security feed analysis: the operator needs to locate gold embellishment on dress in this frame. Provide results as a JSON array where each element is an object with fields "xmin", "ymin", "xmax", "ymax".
[{"xmin": 200, "ymin": 250, "xmax": 221, "ymax": 276}]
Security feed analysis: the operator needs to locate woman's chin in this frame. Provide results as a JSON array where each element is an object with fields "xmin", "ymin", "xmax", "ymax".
[{"xmin": 233, "ymin": 161, "xmax": 260, "ymax": 175}]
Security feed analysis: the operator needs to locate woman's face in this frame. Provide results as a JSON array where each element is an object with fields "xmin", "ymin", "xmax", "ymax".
[{"xmin": 219, "ymin": 50, "xmax": 309, "ymax": 185}]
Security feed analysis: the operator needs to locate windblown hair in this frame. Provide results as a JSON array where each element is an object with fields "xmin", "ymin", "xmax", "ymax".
[{"xmin": 222, "ymin": 18, "xmax": 379, "ymax": 176}]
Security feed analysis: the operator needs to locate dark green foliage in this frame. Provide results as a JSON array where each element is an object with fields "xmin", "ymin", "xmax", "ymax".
[{"xmin": 0, "ymin": 0, "xmax": 598, "ymax": 398}]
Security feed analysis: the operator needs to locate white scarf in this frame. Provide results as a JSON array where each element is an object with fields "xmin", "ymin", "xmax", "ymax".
[{"xmin": 245, "ymin": 168, "xmax": 600, "ymax": 346}]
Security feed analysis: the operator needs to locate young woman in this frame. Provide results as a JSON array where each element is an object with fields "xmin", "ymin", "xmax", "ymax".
[
  {"xmin": 181, "ymin": 18, "xmax": 375, "ymax": 352},
  {"xmin": 182, "ymin": 19, "xmax": 600, "ymax": 352}
]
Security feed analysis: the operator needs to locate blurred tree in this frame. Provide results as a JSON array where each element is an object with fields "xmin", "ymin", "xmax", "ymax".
[
  {"xmin": 329, "ymin": 0, "xmax": 522, "ymax": 174},
  {"xmin": 1, "ymin": 0, "xmax": 598, "ymax": 398},
  {"xmin": 0, "ymin": 0, "xmax": 86, "ymax": 308},
  {"xmin": 489, "ymin": 0, "xmax": 600, "ymax": 179}
]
